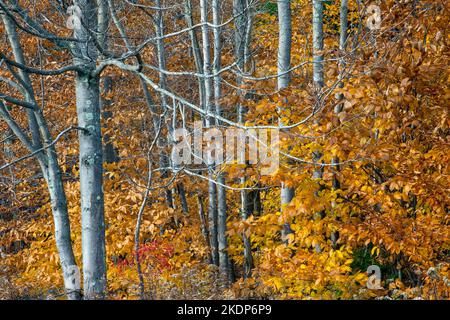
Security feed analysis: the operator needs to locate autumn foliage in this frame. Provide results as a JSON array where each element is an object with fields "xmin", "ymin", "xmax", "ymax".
[{"xmin": 0, "ymin": 0, "xmax": 449, "ymax": 300}]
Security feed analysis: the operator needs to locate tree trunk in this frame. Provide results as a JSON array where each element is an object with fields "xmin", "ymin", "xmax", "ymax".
[
  {"xmin": 47, "ymin": 151, "xmax": 82, "ymax": 300},
  {"xmin": 277, "ymin": 0, "xmax": 294, "ymax": 240},
  {"xmin": 74, "ymin": 0, "xmax": 106, "ymax": 299},
  {"xmin": 184, "ymin": 0, "xmax": 206, "ymax": 111},
  {"xmin": 1, "ymin": 13, "xmax": 81, "ymax": 299},
  {"xmin": 1, "ymin": 13, "xmax": 42, "ymax": 152},
  {"xmin": 197, "ymin": 195, "xmax": 212, "ymax": 263},
  {"xmin": 217, "ymin": 174, "xmax": 231, "ymax": 283},
  {"xmin": 234, "ymin": 0, "xmax": 254, "ymax": 278},
  {"xmin": 212, "ymin": 0, "xmax": 231, "ymax": 282},
  {"xmin": 208, "ymin": 174, "xmax": 219, "ymax": 265},
  {"xmin": 200, "ymin": 0, "xmax": 219, "ymax": 266},
  {"xmin": 177, "ymin": 183, "xmax": 189, "ymax": 214},
  {"xmin": 154, "ymin": 0, "xmax": 174, "ymax": 209},
  {"xmin": 312, "ymin": 0, "xmax": 325, "ymax": 253},
  {"xmin": 313, "ymin": 0, "xmax": 324, "ymax": 88}
]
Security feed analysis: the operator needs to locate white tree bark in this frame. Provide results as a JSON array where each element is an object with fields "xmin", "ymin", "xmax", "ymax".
[
  {"xmin": 234, "ymin": 0, "xmax": 254, "ymax": 278},
  {"xmin": 74, "ymin": 0, "xmax": 106, "ymax": 299},
  {"xmin": 1, "ymin": 12, "xmax": 81, "ymax": 300},
  {"xmin": 335, "ymin": 0, "xmax": 348, "ymax": 114},
  {"xmin": 213, "ymin": 0, "xmax": 231, "ymax": 282},
  {"xmin": 312, "ymin": 0, "xmax": 325, "ymax": 253},
  {"xmin": 155, "ymin": 0, "xmax": 175, "ymax": 209},
  {"xmin": 184, "ymin": 0, "xmax": 206, "ymax": 110},
  {"xmin": 313, "ymin": 0, "xmax": 324, "ymax": 88},
  {"xmin": 200, "ymin": 0, "xmax": 219, "ymax": 266},
  {"xmin": 277, "ymin": 0, "xmax": 294, "ymax": 240}
]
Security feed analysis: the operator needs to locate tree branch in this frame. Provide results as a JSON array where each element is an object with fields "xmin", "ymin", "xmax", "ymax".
[{"xmin": 0, "ymin": 126, "xmax": 88, "ymax": 171}]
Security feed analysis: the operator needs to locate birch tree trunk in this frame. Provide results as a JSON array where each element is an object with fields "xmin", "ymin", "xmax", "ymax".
[
  {"xmin": 277, "ymin": 0, "xmax": 294, "ymax": 240},
  {"xmin": 312, "ymin": 0, "xmax": 325, "ymax": 253},
  {"xmin": 197, "ymin": 195, "xmax": 212, "ymax": 263},
  {"xmin": 47, "ymin": 144, "xmax": 82, "ymax": 300},
  {"xmin": 1, "ymin": 14, "xmax": 44, "ymax": 169},
  {"xmin": 74, "ymin": 0, "xmax": 106, "ymax": 299},
  {"xmin": 184, "ymin": 0, "xmax": 206, "ymax": 111},
  {"xmin": 200, "ymin": 0, "xmax": 219, "ymax": 266},
  {"xmin": 233, "ymin": 0, "xmax": 254, "ymax": 279},
  {"xmin": 1, "ymin": 15, "xmax": 42, "ymax": 153},
  {"xmin": 1, "ymin": 13, "xmax": 81, "ymax": 299},
  {"xmin": 212, "ymin": 0, "xmax": 231, "ymax": 282},
  {"xmin": 185, "ymin": 0, "xmax": 219, "ymax": 266},
  {"xmin": 217, "ymin": 174, "xmax": 230, "ymax": 281},
  {"xmin": 335, "ymin": 0, "xmax": 348, "ymax": 113},
  {"xmin": 312, "ymin": 0, "xmax": 324, "ymax": 88}
]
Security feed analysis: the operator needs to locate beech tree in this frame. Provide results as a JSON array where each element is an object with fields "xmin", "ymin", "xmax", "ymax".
[
  {"xmin": 1, "ymin": 0, "xmax": 448, "ymax": 301},
  {"xmin": 0, "ymin": 9, "xmax": 80, "ymax": 299}
]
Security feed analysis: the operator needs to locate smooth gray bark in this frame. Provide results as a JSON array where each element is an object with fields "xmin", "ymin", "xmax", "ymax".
[
  {"xmin": 74, "ymin": 0, "xmax": 106, "ymax": 299},
  {"xmin": 217, "ymin": 173, "xmax": 231, "ymax": 282},
  {"xmin": 208, "ymin": 175, "xmax": 219, "ymax": 266},
  {"xmin": 197, "ymin": 195, "xmax": 212, "ymax": 263},
  {"xmin": 312, "ymin": 0, "xmax": 325, "ymax": 253},
  {"xmin": 1, "ymin": 14, "xmax": 81, "ymax": 300},
  {"xmin": 154, "ymin": 0, "xmax": 175, "ymax": 209},
  {"xmin": 212, "ymin": 0, "xmax": 231, "ymax": 281},
  {"xmin": 200, "ymin": 0, "xmax": 219, "ymax": 266},
  {"xmin": 200, "ymin": 0, "xmax": 213, "ymax": 126},
  {"xmin": 312, "ymin": 0, "xmax": 324, "ymax": 88},
  {"xmin": 335, "ymin": 0, "xmax": 348, "ymax": 113},
  {"xmin": 339, "ymin": 0, "xmax": 349, "ymax": 53},
  {"xmin": 212, "ymin": 0, "xmax": 222, "ymax": 121},
  {"xmin": 277, "ymin": 0, "xmax": 294, "ymax": 240},
  {"xmin": 234, "ymin": 0, "xmax": 254, "ymax": 278},
  {"xmin": 184, "ymin": 0, "xmax": 206, "ymax": 111},
  {"xmin": 1, "ymin": 13, "xmax": 42, "ymax": 152}
]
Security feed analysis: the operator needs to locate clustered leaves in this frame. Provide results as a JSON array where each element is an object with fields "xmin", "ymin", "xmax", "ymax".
[{"xmin": 0, "ymin": 0, "xmax": 449, "ymax": 300}]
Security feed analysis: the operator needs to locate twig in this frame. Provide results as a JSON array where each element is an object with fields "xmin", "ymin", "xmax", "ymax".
[{"xmin": 0, "ymin": 126, "xmax": 87, "ymax": 171}]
